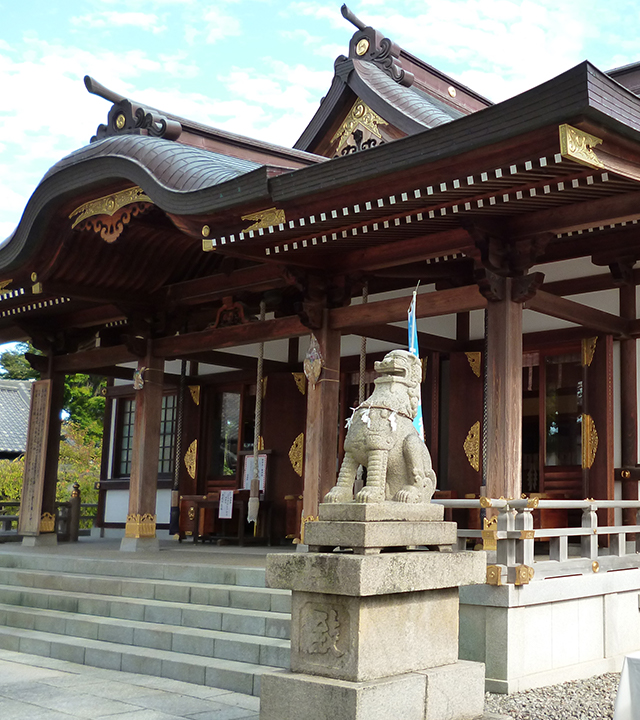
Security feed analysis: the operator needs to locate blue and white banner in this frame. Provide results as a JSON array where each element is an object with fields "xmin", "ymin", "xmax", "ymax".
[{"xmin": 408, "ymin": 289, "xmax": 425, "ymax": 440}]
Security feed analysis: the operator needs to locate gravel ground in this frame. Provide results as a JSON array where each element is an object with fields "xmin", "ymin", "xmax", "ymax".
[{"xmin": 484, "ymin": 672, "xmax": 620, "ymax": 719}]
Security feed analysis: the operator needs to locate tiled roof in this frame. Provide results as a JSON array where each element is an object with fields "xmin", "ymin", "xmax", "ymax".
[{"xmin": 0, "ymin": 379, "xmax": 31, "ymax": 454}]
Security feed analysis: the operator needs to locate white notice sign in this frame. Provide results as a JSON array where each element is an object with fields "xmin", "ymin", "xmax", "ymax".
[{"xmin": 218, "ymin": 490, "xmax": 234, "ymax": 519}]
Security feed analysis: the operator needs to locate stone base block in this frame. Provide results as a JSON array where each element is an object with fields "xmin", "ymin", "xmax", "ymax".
[
  {"xmin": 22, "ymin": 534, "xmax": 57, "ymax": 547},
  {"xmin": 419, "ymin": 660, "xmax": 485, "ymax": 720},
  {"xmin": 260, "ymin": 662, "xmax": 486, "ymax": 720},
  {"xmin": 119, "ymin": 537, "xmax": 160, "ymax": 553},
  {"xmin": 267, "ymin": 550, "xmax": 486, "ymax": 596},
  {"xmin": 260, "ymin": 670, "xmax": 427, "ymax": 720},
  {"xmin": 305, "ymin": 520, "xmax": 456, "ymax": 552},
  {"xmin": 291, "ymin": 588, "xmax": 458, "ymax": 681},
  {"xmin": 319, "ymin": 502, "xmax": 444, "ymax": 523}
]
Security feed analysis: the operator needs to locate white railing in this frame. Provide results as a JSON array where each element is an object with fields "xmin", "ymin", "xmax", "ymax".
[{"xmin": 432, "ymin": 497, "xmax": 640, "ymax": 586}]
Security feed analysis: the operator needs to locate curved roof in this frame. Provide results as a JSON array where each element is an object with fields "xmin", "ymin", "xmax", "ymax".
[
  {"xmin": 45, "ymin": 135, "xmax": 262, "ymax": 191},
  {"xmin": 0, "ymin": 134, "xmax": 279, "ymax": 274},
  {"xmin": 352, "ymin": 60, "xmax": 457, "ymax": 130}
]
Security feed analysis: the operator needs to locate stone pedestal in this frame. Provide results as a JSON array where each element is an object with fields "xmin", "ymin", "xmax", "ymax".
[{"xmin": 260, "ymin": 503, "xmax": 487, "ymax": 720}]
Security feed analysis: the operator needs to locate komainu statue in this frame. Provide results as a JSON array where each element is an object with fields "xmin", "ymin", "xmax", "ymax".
[{"xmin": 324, "ymin": 349, "xmax": 437, "ymax": 504}]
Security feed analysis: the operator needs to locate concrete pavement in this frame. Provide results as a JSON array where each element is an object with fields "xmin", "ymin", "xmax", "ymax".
[{"xmin": 0, "ymin": 648, "xmax": 259, "ymax": 720}]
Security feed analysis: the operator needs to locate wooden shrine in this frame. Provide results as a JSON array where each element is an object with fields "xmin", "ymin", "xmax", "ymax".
[{"xmin": 2, "ymin": 7, "xmax": 640, "ymax": 547}]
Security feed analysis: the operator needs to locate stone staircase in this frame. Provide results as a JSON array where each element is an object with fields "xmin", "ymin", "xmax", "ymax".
[{"xmin": 0, "ymin": 548, "xmax": 291, "ymax": 696}]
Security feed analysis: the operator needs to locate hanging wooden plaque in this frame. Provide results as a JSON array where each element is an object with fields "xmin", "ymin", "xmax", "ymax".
[{"xmin": 18, "ymin": 380, "xmax": 52, "ymax": 535}]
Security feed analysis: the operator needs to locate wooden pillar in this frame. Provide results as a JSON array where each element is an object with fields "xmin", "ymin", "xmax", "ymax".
[
  {"xmin": 620, "ymin": 283, "xmax": 638, "ymax": 524},
  {"xmin": 485, "ymin": 278, "xmax": 523, "ymax": 500},
  {"xmin": 19, "ymin": 371, "xmax": 64, "ymax": 546},
  {"xmin": 121, "ymin": 353, "xmax": 164, "ymax": 551},
  {"xmin": 302, "ymin": 311, "xmax": 341, "ymax": 521}
]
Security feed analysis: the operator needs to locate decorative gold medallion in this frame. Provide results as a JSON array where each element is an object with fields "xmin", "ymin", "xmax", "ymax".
[
  {"xmin": 582, "ymin": 337, "xmax": 597, "ymax": 367},
  {"xmin": 202, "ymin": 225, "xmax": 210, "ymax": 237},
  {"xmin": 289, "ymin": 433, "xmax": 304, "ymax": 477},
  {"xmin": 448, "ymin": 86, "xmax": 457, "ymax": 97},
  {"xmin": 464, "ymin": 421, "xmax": 481, "ymax": 472},
  {"xmin": 188, "ymin": 385, "xmax": 201, "ymax": 406},
  {"xmin": 559, "ymin": 124, "xmax": 605, "ymax": 169},
  {"xmin": 355, "ymin": 37, "xmax": 370, "ymax": 55},
  {"xmin": 292, "ymin": 372, "xmax": 306, "ymax": 395},
  {"xmin": 465, "ymin": 352, "xmax": 482, "ymax": 378},
  {"xmin": 514, "ymin": 564, "xmax": 535, "ymax": 586},
  {"xmin": 115, "ymin": 113, "xmax": 126, "ymax": 130},
  {"xmin": 581, "ymin": 414, "xmax": 598, "ymax": 469},
  {"xmin": 187, "ymin": 506, "xmax": 196, "ymax": 521},
  {"xmin": 184, "ymin": 439, "xmax": 198, "ymax": 479},
  {"xmin": 331, "ymin": 99, "xmax": 388, "ymax": 154},
  {"xmin": 592, "ymin": 561, "xmax": 600, "ymax": 573},
  {"xmin": 241, "ymin": 207, "xmax": 286, "ymax": 232},
  {"xmin": 486, "ymin": 565, "xmax": 502, "ymax": 586},
  {"xmin": 39, "ymin": 512, "xmax": 56, "ymax": 533},
  {"xmin": 125, "ymin": 513, "xmax": 156, "ymax": 539}
]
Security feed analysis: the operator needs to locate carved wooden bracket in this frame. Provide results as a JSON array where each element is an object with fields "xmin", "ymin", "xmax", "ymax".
[
  {"xmin": 609, "ymin": 258, "xmax": 636, "ymax": 287},
  {"xmin": 470, "ymin": 225, "xmax": 551, "ymax": 277},
  {"xmin": 511, "ymin": 272, "xmax": 545, "ymax": 303}
]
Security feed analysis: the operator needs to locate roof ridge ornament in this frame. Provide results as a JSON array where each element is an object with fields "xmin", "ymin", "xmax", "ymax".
[
  {"xmin": 84, "ymin": 75, "xmax": 182, "ymax": 143},
  {"xmin": 341, "ymin": 4, "xmax": 414, "ymax": 87}
]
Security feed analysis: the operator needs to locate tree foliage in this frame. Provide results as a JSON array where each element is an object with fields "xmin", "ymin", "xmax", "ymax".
[{"xmin": 0, "ymin": 342, "xmax": 106, "ymax": 443}]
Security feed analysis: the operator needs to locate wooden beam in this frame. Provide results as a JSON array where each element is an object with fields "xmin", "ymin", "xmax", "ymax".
[
  {"xmin": 524, "ymin": 290, "xmax": 629, "ymax": 336},
  {"xmin": 152, "ymin": 315, "xmax": 309, "ymax": 358},
  {"xmin": 330, "ymin": 285, "xmax": 487, "ymax": 331},
  {"xmin": 41, "ymin": 282, "xmax": 151, "ymax": 310},
  {"xmin": 324, "ymin": 227, "xmax": 473, "ymax": 273},
  {"xmin": 508, "ymin": 189, "xmax": 640, "ymax": 238},
  {"xmin": 183, "ymin": 350, "xmax": 289, "ymax": 372},
  {"xmin": 159, "ymin": 264, "xmax": 288, "ymax": 305},
  {"xmin": 349, "ymin": 324, "xmax": 458, "ymax": 353},
  {"xmin": 52, "ymin": 345, "xmax": 138, "ymax": 373}
]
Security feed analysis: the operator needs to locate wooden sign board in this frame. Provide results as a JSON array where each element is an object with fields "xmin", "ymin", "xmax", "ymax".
[{"xmin": 18, "ymin": 380, "xmax": 51, "ymax": 535}]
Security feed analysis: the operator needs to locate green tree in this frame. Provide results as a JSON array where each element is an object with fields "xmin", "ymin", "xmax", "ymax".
[
  {"xmin": 0, "ymin": 342, "xmax": 105, "ymax": 443},
  {"xmin": 0, "ymin": 342, "xmax": 38, "ymax": 380}
]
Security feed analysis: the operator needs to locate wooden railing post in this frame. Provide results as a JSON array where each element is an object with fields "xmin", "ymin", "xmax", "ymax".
[{"xmin": 69, "ymin": 483, "xmax": 81, "ymax": 542}]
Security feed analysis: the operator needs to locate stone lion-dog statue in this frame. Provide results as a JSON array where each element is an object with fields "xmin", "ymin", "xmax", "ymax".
[{"xmin": 324, "ymin": 349, "xmax": 437, "ymax": 504}]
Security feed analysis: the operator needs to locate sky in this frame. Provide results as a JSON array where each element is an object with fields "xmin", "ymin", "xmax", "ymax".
[{"xmin": 1, "ymin": 0, "xmax": 640, "ymax": 245}]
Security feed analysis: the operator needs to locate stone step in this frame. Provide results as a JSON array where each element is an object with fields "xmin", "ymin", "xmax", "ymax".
[
  {"xmin": 0, "ymin": 583, "xmax": 290, "ymax": 639},
  {"xmin": 0, "ymin": 603, "xmax": 290, "ymax": 668},
  {"xmin": 0, "ymin": 566, "xmax": 291, "ymax": 613},
  {"xmin": 0, "ymin": 625, "xmax": 279, "ymax": 696},
  {"xmin": 0, "ymin": 549, "xmax": 268, "ymax": 587}
]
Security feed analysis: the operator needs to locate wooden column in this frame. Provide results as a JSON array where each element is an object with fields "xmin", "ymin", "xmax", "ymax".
[
  {"xmin": 302, "ymin": 311, "xmax": 341, "ymax": 522},
  {"xmin": 121, "ymin": 353, "xmax": 164, "ymax": 551},
  {"xmin": 485, "ymin": 278, "xmax": 523, "ymax": 500},
  {"xmin": 19, "ymin": 370, "xmax": 64, "ymax": 545},
  {"xmin": 620, "ymin": 283, "xmax": 638, "ymax": 524}
]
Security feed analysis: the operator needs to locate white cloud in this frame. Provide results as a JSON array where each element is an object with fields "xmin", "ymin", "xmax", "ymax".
[
  {"xmin": 202, "ymin": 6, "xmax": 242, "ymax": 43},
  {"xmin": 70, "ymin": 11, "xmax": 167, "ymax": 34}
]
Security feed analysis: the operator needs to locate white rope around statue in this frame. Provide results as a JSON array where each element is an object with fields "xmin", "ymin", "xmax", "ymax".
[{"xmin": 247, "ymin": 299, "xmax": 266, "ymax": 528}]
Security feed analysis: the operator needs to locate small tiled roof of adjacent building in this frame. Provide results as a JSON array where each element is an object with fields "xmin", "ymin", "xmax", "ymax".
[{"xmin": 0, "ymin": 379, "xmax": 31, "ymax": 455}]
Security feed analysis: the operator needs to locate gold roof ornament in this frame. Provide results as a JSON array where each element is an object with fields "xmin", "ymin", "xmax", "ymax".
[
  {"xmin": 331, "ymin": 99, "xmax": 388, "ymax": 154},
  {"xmin": 0, "ymin": 279, "xmax": 12, "ymax": 296},
  {"xmin": 241, "ymin": 207, "xmax": 286, "ymax": 233},
  {"xmin": 559, "ymin": 124, "xmax": 605, "ymax": 169}
]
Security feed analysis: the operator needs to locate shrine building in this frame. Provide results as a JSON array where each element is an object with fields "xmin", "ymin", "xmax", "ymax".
[{"xmin": 3, "ymin": 7, "xmax": 640, "ymax": 548}]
